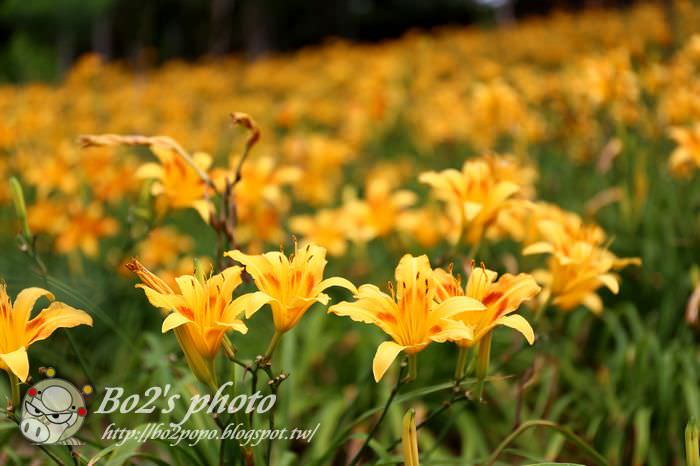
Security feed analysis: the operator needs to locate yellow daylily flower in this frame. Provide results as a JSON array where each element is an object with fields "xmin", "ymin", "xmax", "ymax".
[
  {"xmin": 329, "ymin": 255, "xmax": 485, "ymax": 382},
  {"xmin": 668, "ymin": 123, "xmax": 700, "ymax": 178},
  {"xmin": 419, "ymin": 156, "xmax": 522, "ymax": 245},
  {"xmin": 226, "ymin": 242, "xmax": 356, "ymax": 334},
  {"xmin": 128, "ymin": 259, "xmax": 249, "ymax": 388},
  {"xmin": 433, "ymin": 263, "xmax": 540, "ymax": 346},
  {"xmin": 523, "ymin": 219, "xmax": 640, "ymax": 313},
  {"xmin": 136, "ymin": 143, "xmax": 213, "ymax": 220},
  {"xmin": 0, "ymin": 283, "xmax": 92, "ymax": 382}
]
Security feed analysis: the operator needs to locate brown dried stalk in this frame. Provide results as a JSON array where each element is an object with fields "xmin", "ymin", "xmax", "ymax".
[
  {"xmin": 79, "ymin": 133, "xmax": 217, "ymax": 191},
  {"xmin": 79, "ymin": 113, "xmax": 261, "ymax": 271}
]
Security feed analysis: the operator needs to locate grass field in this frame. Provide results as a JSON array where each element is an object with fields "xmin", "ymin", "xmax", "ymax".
[{"xmin": 1, "ymin": 2, "xmax": 700, "ymax": 465}]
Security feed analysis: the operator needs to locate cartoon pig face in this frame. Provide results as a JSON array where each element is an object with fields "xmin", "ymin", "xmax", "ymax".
[{"xmin": 19, "ymin": 379, "xmax": 87, "ymax": 444}]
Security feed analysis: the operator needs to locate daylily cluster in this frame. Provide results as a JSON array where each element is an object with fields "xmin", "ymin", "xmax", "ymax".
[
  {"xmin": 126, "ymin": 242, "xmax": 544, "ymax": 385},
  {"xmin": 0, "ymin": 4, "xmax": 697, "ymax": 267},
  {"xmin": 330, "ymin": 254, "xmax": 540, "ymax": 381},
  {"xmin": 129, "ymin": 243, "xmax": 356, "ymax": 387},
  {"xmin": 522, "ymin": 205, "xmax": 640, "ymax": 314}
]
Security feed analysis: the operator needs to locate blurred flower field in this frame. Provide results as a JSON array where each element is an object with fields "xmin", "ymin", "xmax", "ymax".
[{"xmin": 2, "ymin": 2, "xmax": 700, "ymax": 465}]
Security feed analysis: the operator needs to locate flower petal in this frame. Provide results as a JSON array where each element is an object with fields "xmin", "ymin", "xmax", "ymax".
[
  {"xmin": 429, "ymin": 318, "xmax": 474, "ymax": 343},
  {"xmin": 373, "ymin": 341, "xmax": 406, "ymax": 382},
  {"xmin": 216, "ymin": 320, "xmax": 248, "ymax": 335},
  {"xmin": 598, "ymin": 273, "xmax": 620, "ymax": 294},
  {"xmin": 162, "ymin": 312, "xmax": 192, "ymax": 333},
  {"xmin": 496, "ymin": 314, "xmax": 535, "ymax": 344},
  {"xmin": 245, "ymin": 292, "xmax": 278, "ymax": 319},
  {"xmin": 136, "ymin": 284, "xmax": 185, "ymax": 312},
  {"xmin": 12, "ymin": 287, "xmax": 55, "ymax": 327},
  {"xmin": 432, "ymin": 296, "xmax": 486, "ymax": 319},
  {"xmin": 522, "ymin": 241, "xmax": 554, "ymax": 256},
  {"xmin": 315, "ymin": 276, "xmax": 358, "ymax": 295},
  {"xmin": 0, "ymin": 347, "xmax": 29, "ymax": 382},
  {"xmin": 26, "ymin": 302, "xmax": 93, "ymax": 345}
]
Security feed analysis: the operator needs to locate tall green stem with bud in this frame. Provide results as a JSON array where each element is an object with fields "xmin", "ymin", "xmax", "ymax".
[{"xmin": 687, "ymin": 418, "xmax": 699, "ymax": 466}]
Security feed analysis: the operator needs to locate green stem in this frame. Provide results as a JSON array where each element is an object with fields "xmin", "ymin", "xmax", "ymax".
[
  {"xmin": 476, "ymin": 332, "xmax": 492, "ymax": 400},
  {"xmin": 348, "ymin": 367, "xmax": 405, "ymax": 466},
  {"xmin": 687, "ymin": 418, "xmax": 700, "ymax": 466},
  {"xmin": 405, "ymin": 354, "xmax": 418, "ymax": 383},
  {"xmin": 8, "ymin": 372, "xmax": 20, "ymax": 418},
  {"xmin": 485, "ymin": 419, "xmax": 608, "ymax": 466},
  {"xmin": 454, "ymin": 345, "xmax": 469, "ymax": 383},
  {"xmin": 264, "ymin": 331, "xmax": 283, "ymax": 361},
  {"xmin": 533, "ymin": 294, "xmax": 551, "ymax": 323}
]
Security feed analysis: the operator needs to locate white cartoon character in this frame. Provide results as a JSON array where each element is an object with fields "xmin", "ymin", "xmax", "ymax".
[{"xmin": 19, "ymin": 377, "xmax": 88, "ymax": 445}]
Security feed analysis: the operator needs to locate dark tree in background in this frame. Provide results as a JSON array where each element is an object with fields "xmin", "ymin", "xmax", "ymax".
[{"xmin": 0, "ymin": 0, "xmax": 641, "ymax": 82}]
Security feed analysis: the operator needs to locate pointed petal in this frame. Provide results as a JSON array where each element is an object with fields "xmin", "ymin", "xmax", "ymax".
[
  {"xmin": 329, "ymin": 285, "xmax": 403, "ymax": 340},
  {"xmin": 432, "ymin": 296, "xmax": 486, "ymax": 319},
  {"xmin": 315, "ymin": 276, "xmax": 358, "ymax": 295},
  {"xmin": 0, "ymin": 347, "xmax": 29, "ymax": 382},
  {"xmin": 316, "ymin": 293, "xmax": 330, "ymax": 305},
  {"xmin": 135, "ymin": 163, "xmax": 164, "ymax": 180},
  {"xmin": 136, "ymin": 285, "xmax": 185, "ymax": 312},
  {"xmin": 372, "ymin": 341, "xmax": 406, "ymax": 382},
  {"xmin": 225, "ymin": 250, "xmax": 278, "ymax": 294},
  {"xmin": 12, "ymin": 287, "xmax": 54, "ymax": 326},
  {"xmin": 581, "ymin": 293, "xmax": 604, "ymax": 314},
  {"xmin": 522, "ymin": 242, "xmax": 554, "ymax": 256},
  {"xmin": 26, "ymin": 302, "xmax": 93, "ymax": 345},
  {"xmin": 598, "ymin": 273, "xmax": 620, "ymax": 294},
  {"xmin": 245, "ymin": 292, "xmax": 277, "ymax": 319},
  {"xmin": 429, "ymin": 318, "xmax": 474, "ymax": 343},
  {"xmin": 496, "ymin": 314, "xmax": 535, "ymax": 344},
  {"xmin": 216, "ymin": 320, "xmax": 248, "ymax": 335},
  {"xmin": 328, "ymin": 302, "xmax": 378, "ymax": 324},
  {"xmin": 162, "ymin": 312, "xmax": 192, "ymax": 333},
  {"xmin": 192, "ymin": 200, "xmax": 213, "ymax": 224}
]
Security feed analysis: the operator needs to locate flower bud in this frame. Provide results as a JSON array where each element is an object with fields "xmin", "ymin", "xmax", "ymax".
[
  {"xmin": 686, "ymin": 418, "xmax": 699, "ymax": 466},
  {"xmin": 402, "ymin": 408, "xmax": 420, "ymax": 466}
]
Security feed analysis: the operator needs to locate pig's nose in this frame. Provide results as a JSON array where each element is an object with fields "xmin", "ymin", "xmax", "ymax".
[{"xmin": 20, "ymin": 418, "xmax": 50, "ymax": 443}]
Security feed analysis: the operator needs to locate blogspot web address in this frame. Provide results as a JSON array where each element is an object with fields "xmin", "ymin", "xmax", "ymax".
[{"xmin": 102, "ymin": 422, "xmax": 321, "ymax": 447}]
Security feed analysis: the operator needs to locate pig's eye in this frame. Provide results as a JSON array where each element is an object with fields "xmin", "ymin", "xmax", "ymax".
[
  {"xmin": 25, "ymin": 400, "xmax": 44, "ymax": 417},
  {"xmin": 47, "ymin": 412, "xmax": 72, "ymax": 424}
]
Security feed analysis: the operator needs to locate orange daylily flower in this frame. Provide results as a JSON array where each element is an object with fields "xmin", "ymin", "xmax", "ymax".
[
  {"xmin": 0, "ymin": 283, "xmax": 92, "ymax": 382},
  {"xmin": 226, "ymin": 242, "xmax": 356, "ymax": 334},
  {"xmin": 54, "ymin": 202, "xmax": 119, "ymax": 257},
  {"xmin": 329, "ymin": 255, "xmax": 485, "ymax": 382},
  {"xmin": 136, "ymin": 144, "xmax": 213, "ymax": 220},
  {"xmin": 433, "ymin": 263, "xmax": 540, "ymax": 346},
  {"xmin": 523, "ymin": 218, "xmax": 640, "ymax": 313},
  {"xmin": 668, "ymin": 123, "xmax": 700, "ymax": 178},
  {"xmin": 419, "ymin": 156, "xmax": 522, "ymax": 245},
  {"xmin": 128, "ymin": 259, "xmax": 249, "ymax": 387}
]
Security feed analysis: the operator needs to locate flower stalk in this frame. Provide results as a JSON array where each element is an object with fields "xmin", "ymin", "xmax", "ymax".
[
  {"xmin": 264, "ymin": 330, "xmax": 283, "ymax": 361},
  {"xmin": 454, "ymin": 345, "xmax": 469, "ymax": 383},
  {"xmin": 687, "ymin": 418, "xmax": 700, "ymax": 466},
  {"xmin": 6, "ymin": 372, "xmax": 20, "ymax": 419},
  {"xmin": 476, "ymin": 331, "xmax": 493, "ymax": 399},
  {"xmin": 406, "ymin": 353, "xmax": 418, "ymax": 383}
]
